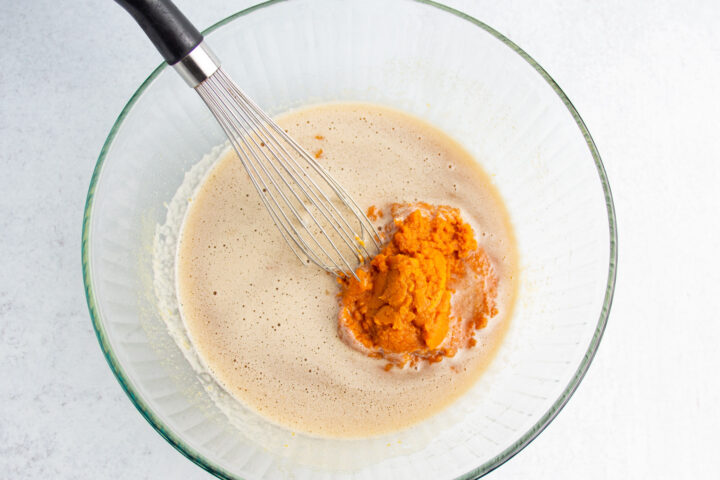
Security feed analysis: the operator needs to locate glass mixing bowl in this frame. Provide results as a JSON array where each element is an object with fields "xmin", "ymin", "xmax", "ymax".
[{"xmin": 82, "ymin": 0, "xmax": 617, "ymax": 478}]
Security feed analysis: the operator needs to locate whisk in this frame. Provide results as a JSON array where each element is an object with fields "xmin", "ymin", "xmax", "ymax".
[{"xmin": 116, "ymin": 0, "xmax": 380, "ymax": 279}]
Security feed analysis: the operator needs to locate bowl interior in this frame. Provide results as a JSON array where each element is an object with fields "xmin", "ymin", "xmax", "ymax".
[{"xmin": 84, "ymin": 0, "xmax": 615, "ymax": 478}]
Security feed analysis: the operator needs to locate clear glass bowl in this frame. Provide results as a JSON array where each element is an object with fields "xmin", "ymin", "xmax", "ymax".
[{"xmin": 82, "ymin": 0, "xmax": 616, "ymax": 478}]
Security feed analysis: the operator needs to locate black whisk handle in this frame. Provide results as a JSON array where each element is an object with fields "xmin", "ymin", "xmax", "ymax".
[{"xmin": 115, "ymin": 0, "xmax": 203, "ymax": 65}]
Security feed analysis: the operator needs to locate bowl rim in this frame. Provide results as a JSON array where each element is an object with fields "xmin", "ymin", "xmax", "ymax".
[{"xmin": 82, "ymin": 1, "xmax": 618, "ymax": 478}]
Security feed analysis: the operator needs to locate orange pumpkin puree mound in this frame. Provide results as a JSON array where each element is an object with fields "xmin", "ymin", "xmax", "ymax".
[{"xmin": 339, "ymin": 203, "xmax": 498, "ymax": 368}]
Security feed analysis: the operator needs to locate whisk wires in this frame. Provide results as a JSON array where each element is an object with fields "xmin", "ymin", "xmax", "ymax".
[{"xmin": 195, "ymin": 68, "xmax": 380, "ymax": 280}]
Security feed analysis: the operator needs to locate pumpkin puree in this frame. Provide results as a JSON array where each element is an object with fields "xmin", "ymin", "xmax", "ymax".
[{"xmin": 339, "ymin": 203, "xmax": 498, "ymax": 367}]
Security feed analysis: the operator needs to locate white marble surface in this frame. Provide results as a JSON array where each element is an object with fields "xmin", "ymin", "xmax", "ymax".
[{"xmin": 1, "ymin": 0, "xmax": 718, "ymax": 478}]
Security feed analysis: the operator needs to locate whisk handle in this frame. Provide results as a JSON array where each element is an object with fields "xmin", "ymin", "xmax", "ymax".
[{"xmin": 115, "ymin": 0, "xmax": 203, "ymax": 65}]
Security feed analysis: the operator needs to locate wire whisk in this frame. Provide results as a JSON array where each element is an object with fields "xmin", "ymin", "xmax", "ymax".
[{"xmin": 116, "ymin": 0, "xmax": 380, "ymax": 279}]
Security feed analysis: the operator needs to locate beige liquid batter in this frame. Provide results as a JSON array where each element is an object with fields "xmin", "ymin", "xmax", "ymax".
[{"xmin": 177, "ymin": 103, "xmax": 518, "ymax": 437}]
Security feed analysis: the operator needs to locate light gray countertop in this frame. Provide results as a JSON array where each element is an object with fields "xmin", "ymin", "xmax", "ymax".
[{"xmin": 2, "ymin": 0, "xmax": 718, "ymax": 478}]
